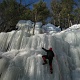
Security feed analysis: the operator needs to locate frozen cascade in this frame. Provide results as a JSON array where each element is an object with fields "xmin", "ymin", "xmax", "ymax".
[
  {"xmin": 0, "ymin": 27, "xmax": 80, "ymax": 80},
  {"xmin": 0, "ymin": 32, "xmax": 8, "ymax": 52}
]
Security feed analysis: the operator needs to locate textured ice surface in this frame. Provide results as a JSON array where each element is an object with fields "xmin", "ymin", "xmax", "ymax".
[{"xmin": 0, "ymin": 24, "xmax": 80, "ymax": 80}]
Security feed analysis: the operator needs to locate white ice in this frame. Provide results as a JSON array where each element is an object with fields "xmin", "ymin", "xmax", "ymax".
[{"xmin": 0, "ymin": 23, "xmax": 80, "ymax": 80}]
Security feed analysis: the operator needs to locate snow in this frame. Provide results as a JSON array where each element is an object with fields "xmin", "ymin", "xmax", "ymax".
[
  {"xmin": 0, "ymin": 23, "xmax": 80, "ymax": 80},
  {"xmin": 34, "ymin": 22, "xmax": 42, "ymax": 34},
  {"xmin": 42, "ymin": 23, "xmax": 56, "ymax": 32},
  {"xmin": 16, "ymin": 20, "xmax": 61, "ymax": 34},
  {"xmin": 16, "ymin": 20, "xmax": 33, "ymax": 29},
  {"xmin": 67, "ymin": 24, "xmax": 80, "ymax": 30}
]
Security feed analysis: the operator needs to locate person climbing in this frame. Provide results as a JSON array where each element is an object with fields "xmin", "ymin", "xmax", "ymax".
[{"xmin": 42, "ymin": 47, "xmax": 55, "ymax": 74}]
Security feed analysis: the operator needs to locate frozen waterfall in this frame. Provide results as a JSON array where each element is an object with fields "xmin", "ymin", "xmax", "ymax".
[{"xmin": 0, "ymin": 25, "xmax": 80, "ymax": 80}]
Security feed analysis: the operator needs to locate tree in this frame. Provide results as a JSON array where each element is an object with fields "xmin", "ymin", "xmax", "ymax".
[
  {"xmin": 73, "ymin": 0, "xmax": 80, "ymax": 24},
  {"xmin": 51, "ymin": 0, "xmax": 61, "ymax": 26},
  {"xmin": 60, "ymin": 0, "xmax": 74, "ymax": 28},
  {"xmin": 33, "ymin": 0, "xmax": 50, "ymax": 24},
  {"xmin": 0, "ymin": 0, "xmax": 33, "ymax": 32},
  {"xmin": 31, "ymin": 0, "xmax": 50, "ymax": 34},
  {"xmin": 51, "ymin": 0, "xmax": 75, "ymax": 28}
]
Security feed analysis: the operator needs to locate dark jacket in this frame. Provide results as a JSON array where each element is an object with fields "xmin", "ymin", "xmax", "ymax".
[{"xmin": 42, "ymin": 47, "xmax": 54, "ymax": 58}]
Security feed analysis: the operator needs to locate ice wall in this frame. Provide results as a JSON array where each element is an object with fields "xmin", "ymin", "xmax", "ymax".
[{"xmin": 0, "ymin": 26, "xmax": 80, "ymax": 80}]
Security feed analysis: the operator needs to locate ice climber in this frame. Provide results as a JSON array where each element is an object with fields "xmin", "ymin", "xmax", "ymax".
[{"xmin": 42, "ymin": 47, "xmax": 55, "ymax": 74}]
